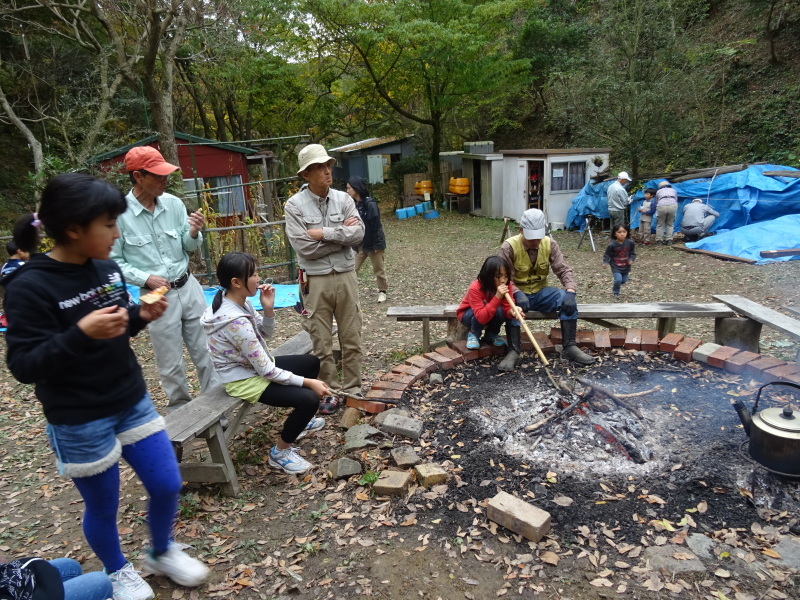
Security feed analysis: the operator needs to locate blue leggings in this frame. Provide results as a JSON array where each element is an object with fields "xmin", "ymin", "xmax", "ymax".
[{"xmin": 72, "ymin": 430, "xmax": 182, "ymax": 573}]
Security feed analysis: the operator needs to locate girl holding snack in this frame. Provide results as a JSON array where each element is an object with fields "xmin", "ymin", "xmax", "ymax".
[
  {"xmin": 603, "ymin": 223, "xmax": 637, "ymax": 299},
  {"xmin": 201, "ymin": 252, "xmax": 331, "ymax": 475},
  {"xmin": 456, "ymin": 255, "xmax": 523, "ymax": 350},
  {"xmin": 2, "ymin": 173, "xmax": 208, "ymax": 600}
]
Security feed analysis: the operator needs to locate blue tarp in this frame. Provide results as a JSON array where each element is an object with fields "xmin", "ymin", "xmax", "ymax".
[
  {"xmin": 685, "ymin": 214, "xmax": 800, "ymax": 264},
  {"xmin": 127, "ymin": 283, "xmax": 299, "ymax": 310},
  {"xmin": 566, "ymin": 165, "xmax": 800, "ymax": 240}
]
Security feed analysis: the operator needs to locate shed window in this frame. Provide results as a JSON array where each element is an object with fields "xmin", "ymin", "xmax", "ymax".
[{"xmin": 551, "ymin": 161, "xmax": 586, "ymax": 192}]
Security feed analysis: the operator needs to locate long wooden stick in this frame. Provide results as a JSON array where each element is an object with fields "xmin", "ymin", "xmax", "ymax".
[
  {"xmin": 524, "ymin": 394, "xmax": 585, "ymax": 433},
  {"xmin": 576, "ymin": 377, "xmax": 643, "ymax": 419},
  {"xmin": 504, "ymin": 293, "xmax": 549, "ymax": 366}
]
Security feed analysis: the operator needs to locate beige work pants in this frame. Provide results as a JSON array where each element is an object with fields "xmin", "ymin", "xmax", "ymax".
[
  {"xmin": 355, "ymin": 249, "xmax": 388, "ymax": 292},
  {"xmin": 301, "ymin": 270, "xmax": 363, "ymax": 394}
]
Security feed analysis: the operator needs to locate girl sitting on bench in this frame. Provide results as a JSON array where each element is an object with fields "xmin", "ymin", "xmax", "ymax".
[{"xmin": 202, "ymin": 252, "xmax": 332, "ymax": 475}]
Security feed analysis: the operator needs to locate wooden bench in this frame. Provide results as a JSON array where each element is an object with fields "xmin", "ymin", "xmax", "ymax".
[
  {"xmin": 714, "ymin": 294, "xmax": 800, "ymax": 359},
  {"xmin": 387, "ymin": 302, "xmax": 736, "ymax": 352},
  {"xmin": 164, "ymin": 329, "xmax": 314, "ymax": 496}
]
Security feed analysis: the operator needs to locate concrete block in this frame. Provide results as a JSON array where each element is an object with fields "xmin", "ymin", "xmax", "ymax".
[
  {"xmin": 406, "ymin": 355, "xmax": 438, "ymax": 373},
  {"xmin": 609, "ymin": 328, "xmax": 627, "ymax": 347},
  {"xmin": 338, "ymin": 407, "xmax": 362, "ymax": 429},
  {"xmin": 659, "ymin": 333, "xmax": 684, "ymax": 352},
  {"xmin": 743, "ymin": 356, "xmax": 787, "ymax": 379},
  {"xmin": 707, "ymin": 346, "xmax": 741, "ymax": 369},
  {"xmin": 414, "ymin": 463, "xmax": 448, "ymax": 487},
  {"xmin": 640, "ymin": 330, "xmax": 660, "ymax": 352},
  {"xmin": 624, "ymin": 329, "xmax": 642, "ymax": 350},
  {"xmin": 486, "ymin": 490, "xmax": 551, "ymax": 542},
  {"xmin": 366, "ymin": 389, "xmax": 403, "ymax": 402},
  {"xmin": 450, "ymin": 340, "xmax": 480, "ymax": 361},
  {"xmin": 673, "ymin": 337, "xmax": 702, "ymax": 362},
  {"xmin": 327, "ymin": 458, "xmax": 362, "ymax": 480},
  {"xmin": 594, "ymin": 330, "xmax": 612, "ymax": 350},
  {"xmin": 692, "ymin": 342, "xmax": 723, "ymax": 364},
  {"xmin": 424, "ymin": 351, "xmax": 454, "ymax": 370},
  {"xmin": 380, "ymin": 413, "xmax": 424, "ymax": 440},
  {"xmin": 345, "ymin": 397, "xmax": 387, "ymax": 414},
  {"xmin": 373, "ymin": 408, "xmax": 409, "ymax": 427},
  {"xmin": 343, "ymin": 424, "xmax": 382, "ymax": 452},
  {"xmin": 391, "ymin": 445, "xmax": 421, "ymax": 468},
  {"xmin": 373, "ymin": 470, "xmax": 412, "ymax": 496},
  {"xmin": 723, "ymin": 350, "xmax": 761, "ymax": 374},
  {"xmin": 433, "ymin": 346, "xmax": 464, "ymax": 365}
]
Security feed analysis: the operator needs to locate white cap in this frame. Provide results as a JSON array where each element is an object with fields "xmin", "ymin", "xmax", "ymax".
[
  {"xmin": 520, "ymin": 209, "xmax": 547, "ymax": 240},
  {"xmin": 297, "ymin": 144, "xmax": 336, "ymax": 175},
  {"xmin": 617, "ymin": 171, "xmax": 631, "ymax": 181}
]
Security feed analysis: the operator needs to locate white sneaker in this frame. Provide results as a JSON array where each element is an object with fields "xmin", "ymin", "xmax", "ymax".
[
  {"xmin": 269, "ymin": 445, "xmax": 312, "ymax": 474},
  {"xmin": 377, "ymin": 291, "xmax": 387, "ymax": 303},
  {"xmin": 143, "ymin": 542, "xmax": 209, "ymax": 587},
  {"xmin": 295, "ymin": 416, "xmax": 325, "ymax": 440},
  {"xmin": 108, "ymin": 562, "xmax": 154, "ymax": 600}
]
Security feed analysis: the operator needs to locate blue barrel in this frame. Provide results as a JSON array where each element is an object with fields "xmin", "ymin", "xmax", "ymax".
[
  {"xmin": 395, "ymin": 208, "xmax": 407, "ymax": 219},
  {"xmin": 423, "ymin": 210, "xmax": 439, "ymax": 220}
]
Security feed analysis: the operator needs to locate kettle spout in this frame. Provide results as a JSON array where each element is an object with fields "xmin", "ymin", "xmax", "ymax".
[{"xmin": 732, "ymin": 399, "xmax": 752, "ymax": 435}]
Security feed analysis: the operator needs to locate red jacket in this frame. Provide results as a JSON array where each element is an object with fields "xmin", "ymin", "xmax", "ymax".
[{"xmin": 456, "ymin": 280, "xmax": 518, "ymax": 324}]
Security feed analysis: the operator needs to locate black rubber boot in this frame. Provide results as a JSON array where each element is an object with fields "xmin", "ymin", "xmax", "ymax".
[
  {"xmin": 560, "ymin": 319, "xmax": 595, "ymax": 365},
  {"xmin": 498, "ymin": 325, "xmax": 521, "ymax": 371}
]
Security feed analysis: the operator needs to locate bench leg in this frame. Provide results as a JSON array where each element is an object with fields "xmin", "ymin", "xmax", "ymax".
[
  {"xmin": 657, "ymin": 317, "xmax": 676, "ymax": 338},
  {"xmin": 422, "ymin": 318, "xmax": 430, "ymax": 353},
  {"xmin": 206, "ymin": 423, "xmax": 240, "ymax": 497}
]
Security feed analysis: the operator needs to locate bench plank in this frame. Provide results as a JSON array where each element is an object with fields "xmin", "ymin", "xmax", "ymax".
[{"xmin": 713, "ymin": 295, "xmax": 800, "ymax": 341}]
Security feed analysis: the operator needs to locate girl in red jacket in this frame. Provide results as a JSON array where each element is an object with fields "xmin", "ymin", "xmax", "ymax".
[{"xmin": 456, "ymin": 256, "xmax": 523, "ymax": 350}]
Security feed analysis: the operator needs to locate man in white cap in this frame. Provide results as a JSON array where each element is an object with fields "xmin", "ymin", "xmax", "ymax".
[
  {"xmin": 498, "ymin": 209, "xmax": 595, "ymax": 370},
  {"xmin": 607, "ymin": 171, "xmax": 631, "ymax": 229},
  {"xmin": 111, "ymin": 146, "xmax": 218, "ymax": 410},
  {"xmin": 284, "ymin": 144, "xmax": 365, "ymax": 406}
]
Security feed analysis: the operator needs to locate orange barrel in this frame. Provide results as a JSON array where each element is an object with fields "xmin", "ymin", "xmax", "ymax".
[{"xmin": 449, "ymin": 177, "xmax": 470, "ymax": 195}]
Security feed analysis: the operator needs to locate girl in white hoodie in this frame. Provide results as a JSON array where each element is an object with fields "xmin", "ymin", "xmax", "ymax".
[{"xmin": 201, "ymin": 252, "xmax": 331, "ymax": 475}]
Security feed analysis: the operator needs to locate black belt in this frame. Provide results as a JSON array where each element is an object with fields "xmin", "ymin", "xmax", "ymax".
[{"xmin": 170, "ymin": 271, "xmax": 190, "ymax": 289}]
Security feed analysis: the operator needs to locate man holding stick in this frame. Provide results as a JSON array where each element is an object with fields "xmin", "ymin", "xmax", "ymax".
[{"xmin": 498, "ymin": 208, "xmax": 595, "ymax": 370}]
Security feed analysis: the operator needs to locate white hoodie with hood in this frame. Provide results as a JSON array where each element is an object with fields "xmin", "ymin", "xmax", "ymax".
[{"xmin": 201, "ymin": 295, "xmax": 303, "ymax": 388}]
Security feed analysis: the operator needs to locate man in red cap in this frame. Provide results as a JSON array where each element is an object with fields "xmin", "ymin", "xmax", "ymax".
[{"xmin": 111, "ymin": 146, "xmax": 217, "ymax": 409}]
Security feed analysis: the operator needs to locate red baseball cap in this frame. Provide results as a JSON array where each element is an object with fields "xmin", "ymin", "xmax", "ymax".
[{"xmin": 124, "ymin": 146, "xmax": 180, "ymax": 176}]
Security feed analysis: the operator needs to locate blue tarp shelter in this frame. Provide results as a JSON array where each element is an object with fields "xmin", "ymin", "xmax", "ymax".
[
  {"xmin": 685, "ymin": 214, "xmax": 800, "ymax": 264},
  {"xmin": 565, "ymin": 165, "xmax": 800, "ymax": 238}
]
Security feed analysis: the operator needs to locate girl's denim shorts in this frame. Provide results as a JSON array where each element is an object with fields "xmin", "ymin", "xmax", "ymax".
[{"xmin": 45, "ymin": 393, "xmax": 165, "ymax": 478}]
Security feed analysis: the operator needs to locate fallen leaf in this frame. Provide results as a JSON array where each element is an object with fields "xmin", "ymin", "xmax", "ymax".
[
  {"xmin": 552, "ymin": 495, "xmax": 573, "ymax": 507},
  {"xmin": 540, "ymin": 551, "xmax": 560, "ymax": 566},
  {"xmin": 761, "ymin": 548, "xmax": 782, "ymax": 559},
  {"xmin": 714, "ymin": 568, "xmax": 731, "ymax": 578},
  {"xmin": 697, "ymin": 501, "xmax": 708, "ymax": 513},
  {"xmin": 673, "ymin": 552, "xmax": 696, "ymax": 560},
  {"xmin": 589, "ymin": 578, "xmax": 613, "ymax": 587}
]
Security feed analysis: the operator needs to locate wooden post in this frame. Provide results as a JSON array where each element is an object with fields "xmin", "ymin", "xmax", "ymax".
[
  {"xmin": 657, "ymin": 317, "xmax": 676, "ymax": 338},
  {"xmin": 422, "ymin": 318, "xmax": 430, "ymax": 353},
  {"xmin": 714, "ymin": 317, "xmax": 762, "ymax": 353}
]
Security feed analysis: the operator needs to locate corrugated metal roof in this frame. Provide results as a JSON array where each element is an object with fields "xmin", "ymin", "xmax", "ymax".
[{"xmin": 329, "ymin": 136, "xmax": 402, "ymax": 153}]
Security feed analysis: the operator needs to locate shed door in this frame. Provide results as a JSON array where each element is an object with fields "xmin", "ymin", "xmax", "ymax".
[{"xmin": 367, "ymin": 155, "xmax": 384, "ymax": 184}]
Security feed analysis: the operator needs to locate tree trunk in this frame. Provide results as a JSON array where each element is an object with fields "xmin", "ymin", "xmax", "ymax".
[{"xmin": 0, "ymin": 79, "xmax": 44, "ymax": 174}]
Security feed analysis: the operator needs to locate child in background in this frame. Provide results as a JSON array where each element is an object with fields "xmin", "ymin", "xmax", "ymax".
[
  {"xmin": 456, "ymin": 255, "xmax": 523, "ymax": 350},
  {"xmin": 2, "ymin": 173, "xmax": 208, "ymax": 600},
  {"xmin": 603, "ymin": 223, "xmax": 636, "ymax": 300},
  {"xmin": 201, "ymin": 252, "xmax": 332, "ymax": 475},
  {"xmin": 1, "ymin": 239, "xmax": 30, "ymax": 276},
  {"xmin": 637, "ymin": 188, "xmax": 656, "ymax": 245}
]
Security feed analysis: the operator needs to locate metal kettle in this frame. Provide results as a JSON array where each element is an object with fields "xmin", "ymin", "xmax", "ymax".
[{"xmin": 733, "ymin": 381, "xmax": 800, "ymax": 476}]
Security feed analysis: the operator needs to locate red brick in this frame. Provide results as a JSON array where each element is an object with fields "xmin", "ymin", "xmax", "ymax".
[
  {"xmin": 380, "ymin": 372, "xmax": 415, "ymax": 385},
  {"xmin": 609, "ymin": 328, "xmax": 627, "ymax": 347},
  {"xmin": 477, "ymin": 343, "xmax": 495, "ymax": 358},
  {"xmin": 624, "ymin": 329, "xmax": 643, "ymax": 350},
  {"xmin": 345, "ymin": 398, "xmax": 386, "ymax": 414},
  {"xmin": 780, "ymin": 372, "xmax": 800, "ymax": 385},
  {"xmin": 450, "ymin": 340, "xmax": 480, "ymax": 361},
  {"xmin": 432, "ymin": 346, "xmax": 464, "ymax": 365},
  {"xmin": 707, "ymin": 346, "xmax": 741, "ymax": 369},
  {"xmin": 723, "ymin": 351, "xmax": 761, "ymax": 374},
  {"xmin": 550, "ymin": 327, "xmax": 563, "ymax": 345},
  {"xmin": 366, "ymin": 389, "xmax": 404, "ymax": 402},
  {"xmin": 673, "ymin": 337, "xmax": 702, "ymax": 362},
  {"xmin": 406, "ymin": 355, "xmax": 438, "ymax": 373},
  {"xmin": 390, "ymin": 364, "xmax": 426, "ymax": 382},
  {"xmin": 532, "ymin": 332, "xmax": 556, "ymax": 355},
  {"xmin": 577, "ymin": 330, "xmax": 595, "ymax": 349},
  {"xmin": 761, "ymin": 363, "xmax": 800, "ymax": 383},
  {"xmin": 424, "ymin": 352, "xmax": 454, "ymax": 370},
  {"xmin": 659, "ymin": 333, "xmax": 685, "ymax": 352},
  {"xmin": 743, "ymin": 356, "xmax": 787, "ymax": 378},
  {"xmin": 640, "ymin": 330, "xmax": 660, "ymax": 352},
  {"xmin": 371, "ymin": 380, "xmax": 408, "ymax": 392},
  {"xmin": 594, "ymin": 330, "xmax": 611, "ymax": 349}
]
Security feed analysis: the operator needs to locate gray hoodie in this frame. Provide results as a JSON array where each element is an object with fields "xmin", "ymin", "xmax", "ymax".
[{"xmin": 201, "ymin": 296, "xmax": 303, "ymax": 387}]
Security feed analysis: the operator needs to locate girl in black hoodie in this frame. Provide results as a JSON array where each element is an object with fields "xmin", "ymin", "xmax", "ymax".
[
  {"xmin": 346, "ymin": 176, "xmax": 388, "ymax": 302},
  {"xmin": 3, "ymin": 173, "xmax": 208, "ymax": 599}
]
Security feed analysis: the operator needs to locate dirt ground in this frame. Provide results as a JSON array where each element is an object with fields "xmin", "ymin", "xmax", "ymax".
[{"xmin": 1, "ymin": 209, "xmax": 800, "ymax": 599}]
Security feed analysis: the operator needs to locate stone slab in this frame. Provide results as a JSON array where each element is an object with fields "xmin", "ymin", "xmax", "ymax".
[
  {"xmin": 693, "ymin": 342, "xmax": 723, "ymax": 364},
  {"xmin": 414, "ymin": 463, "xmax": 448, "ymax": 487},
  {"xmin": 659, "ymin": 332, "xmax": 684, "ymax": 352},
  {"xmin": 723, "ymin": 350, "xmax": 761, "ymax": 374},
  {"xmin": 373, "ymin": 470, "xmax": 412, "ymax": 496},
  {"xmin": 640, "ymin": 330, "xmax": 660, "ymax": 352},
  {"xmin": 768, "ymin": 537, "xmax": 800, "ymax": 570},
  {"xmin": 642, "ymin": 546, "xmax": 706, "ymax": 574},
  {"xmin": 327, "ymin": 458, "xmax": 362, "ymax": 480},
  {"xmin": 373, "ymin": 408, "xmax": 409, "ymax": 428},
  {"xmin": 343, "ymin": 424, "xmax": 382, "ymax": 452},
  {"xmin": 338, "ymin": 407, "xmax": 361, "ymax": 429},
  {"xmin": 674, "ymin": 337, "xmax": 702, "ymax": 362},
  {"xmin": 391, "ymin": 445, "xmax": 421, "ymax": 468},
  {"xmin": 380, "ymin": 413, "xmax": 424, "ymax": 440},
  {"xmin": 623, "ymin": 328, "xmax": 642, "ymax": 350},
  {"xmin": 486, "ymin": 490, "xmax": 551, "ymax": 542},
  {"xmin": 609, "ymin": 328, "xmax": 627, "ymax": 347},
  {"xmin": 707, "ymin": 345, "xmax": 741, "ymax": 369}
]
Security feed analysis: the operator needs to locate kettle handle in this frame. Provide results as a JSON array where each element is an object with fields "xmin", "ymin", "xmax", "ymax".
[{"xmin": 753, "ymin": 381, "xmax": 800, "ymax": 414}]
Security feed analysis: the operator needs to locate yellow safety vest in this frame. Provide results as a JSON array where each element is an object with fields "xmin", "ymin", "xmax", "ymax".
[{"xmin": 508, "ymin": 234, "xmax": 551, "ymax": 294}]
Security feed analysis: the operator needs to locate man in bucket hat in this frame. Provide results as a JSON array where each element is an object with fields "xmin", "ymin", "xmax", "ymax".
[
  {"xmin": 111, "ymin": 146, "xmax": 218, "ymax": 410},
  {"xmin": 284, "ymin": 144, "xmax": 365, "ymax": 407},
  {"xmin": 498, "ymin": 208, "xmax": 595, "ymax": 370}
]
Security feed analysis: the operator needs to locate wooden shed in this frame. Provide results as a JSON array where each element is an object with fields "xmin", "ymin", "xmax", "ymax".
[
  {"xmin": 329, "ymin": 136, "xmax": 416, "ymax": 184},
  {"xmin": 93, "ymin": 132, "xmax": 257, "ymax": 218},
  {"xmin": 499, "ymin": 148, "xmax": 611, "ymax": 229}
]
